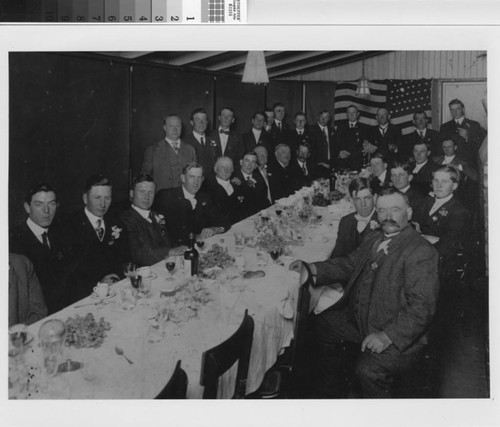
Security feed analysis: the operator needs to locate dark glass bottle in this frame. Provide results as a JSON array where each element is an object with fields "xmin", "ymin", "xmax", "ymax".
[{"xmin": 184, "ymin": 233, "xmax": 199, "ymax": 276}]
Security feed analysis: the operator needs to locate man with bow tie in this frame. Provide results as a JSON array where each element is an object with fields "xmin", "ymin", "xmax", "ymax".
[
  {"xmin": 65, "ymin": 175, "xmax": 129, "ymax": 303},
  {"xmin": 330, "ymin": 177, "xmax": 379, "ymax": 259},
  {"xmin": 402, "ymin": 111, "xmax": 442, "ymax": 159},
  {"xmin": 367, "ymin": 107, "xmax": 402, "ymax": 162},
  {"xmin": 154, "ymin": 162, "xmax": 228, "ymax": 246},
  {"xmin": 10, "ymin": 183, "xmax": 70, "ymax": 314},
  {"xmin": 209, "ymin": 107, "xmax": 245, "ymax": 166},
  {"xmin": 439, "ymin": 99, "xmax": 486, "ymax": 166},
  {"xmin": 290, "ymin": 188, "xmax": 439, "ymax": 398},
  {"xmin": 413, "ymin": 165, "xmax": 470, "ymax": 262},
  {"xmin": 119, "ymin": 174, "xmax": 187, "ymax": 267},
  {"xmin": 141, "ymin": 114, "xmax": 197, "ymax": 191}
]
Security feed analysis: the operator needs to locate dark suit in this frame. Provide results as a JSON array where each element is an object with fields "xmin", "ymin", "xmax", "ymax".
[
  {"xmin": 432, "ymin": 155, "xmax": 478, "ymax": 182},
  {"xmin": 288, "ymin": 158, "xmax": 317, "ymax": 188},
  {"xmin": 403, "ymin": 129, "xmax": 442, "ymax": 159},
  {"xmin": 285, "ymin": 129, "xmax": 314, "ymax": 157},
  {"xmin": 439, "ymin": 118, "xmax": 486, "ymax": 165},
  {"xmin": 232, "ymin": 168, "xmax": 271, "ymax": 219},
  {"xmin": 313, "ymin": 226, "xmax": 439, "ymax": 397},
  {"xmin": 370, "ymin": 170, "xmax": 392, "ymax": 195},
  {"xmin": 141, "ymin": 140, "xmax": 197, "ymax": 191},
  {"xmin": 308, "ymin": 123, "xmax": 337, "ymax": 166},
  {"xmin": 119, "ymin": 207, "xmax": 174, "ymax": 267},
  {"xmin": 64, "ymin": 211, "xmax": 129, "ymax": 303},
  {"xmin": 184, "ymin": 132, "xmax": 218, "ymax": 178},
  {"xmin": 401, "ymin": 186, "xmax": 425, "ymax": 211},
  {"xmin": 154, "ymin": 187, "xmax": 229, "ymax": 246},
  {"xmin": 330, "ymin": 210, "xmax": 378, "ymax": 258},
  {"xmin": 209, "ymin": 129, "xmax": 245, "ymax": 166},
  {"xmin": 367, "ymin": 124, "xmax": 402, "ymax": 160},
  {"xmin": 267, "ymin": 161, "xmax": 300, "ymax": 201},
  {"xmin": 411, "ymin": 160, "xmax": 438, "ymax": 196},
  {"xmin": 9, "ymin": 221, "xmax": 71, "ymax": 314},
  {"xmin": 241, "ymin": 129, "xmax": 272, "ymax": 154},
  {"xmin": 9, "ymin": 253, "xmax": 48, "ymax": 326},
  {"xmin": 414, "ymin": 195, "xmax": 470, "ymax": 261},
  {"xmin": 268, "ymin": 121, "xmax": 290, "ymax": 149},
  {"xmin": 204, "ymin": 175, "xmax": 245, "ymax": 225},
  {"xmin": 335, "ymin": 122, "xmax": 371, "ymax": 171}
]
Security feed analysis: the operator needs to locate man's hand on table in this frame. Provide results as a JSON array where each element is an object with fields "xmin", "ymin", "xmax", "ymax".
[
  {"xmin": 361, "ymin": 331, "xmax": 392, "ymax": 354},
  {"xmin": 100, "ymin": 273, "xmax": 120, "ymax": 284}
]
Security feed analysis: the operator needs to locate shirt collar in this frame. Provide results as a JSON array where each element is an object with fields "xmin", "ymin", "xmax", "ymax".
[
  {"xmin": 455, "ymin": 117, "xmax": 465, "ymax": 125},
  {"xmin": 165, "ymin": 137, "xmax": 181, "ymax": 147},
  {"xmin": 132, "ymin": 204, "xmax": 150, "ymax": 221},
  {"xmin": 400, "ymin": 185, "xmax": 411, "ymax": 193},
  {"xmin": 354, "ymin": 208, "xmax": 375, "ymax": 222},
  {"xmin": 378, "ymin": 169, "xmax": 387, "ymax": 183},
  {"xmin": 193, "ymin": 131, "xmax": 205, "ymax": 142},
  {"xmin": 241, "ymin": 171, "xmax": 253, "ymax": 180},
  {"xmin": 274, "ymin": 119, "xmax": 282, "ymax": 125},
  {"xmin": 278, "ymin": 160, "xmax": 288, "ymax": 168},
  {"xmin": 84, "ymin": 207, "xmax": 104, "ymax": 227},
  {"xmin": 26, "ymin": 217, "xmax": 48, "ymax": 237},
  {"xmin": 379, "ymin": 123, "xmax": 389, "ymax": 130},
  {"xmin": 182, "ymin": 186, "xmax": 196, "ymax": 201},
  {"xmin": 434, "ymin": 193, "xmax": 454, "ymax": 205},
  {"xmin": 318, "ymin": 123, "xmax": 326, "ymax": 131}
]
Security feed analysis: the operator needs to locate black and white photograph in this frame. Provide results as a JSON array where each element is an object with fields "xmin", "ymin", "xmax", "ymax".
[{"xmin": 2, "ymin": 16, "xmax": 500, "ymax": 427}]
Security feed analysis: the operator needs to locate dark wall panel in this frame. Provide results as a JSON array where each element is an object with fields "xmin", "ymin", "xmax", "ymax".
[
  {"xmin": 266, "ymin": 80, "xmax": 303, "ymax": 128},
  {"xmin": 130, "ymin": 65, "xmax": 214, "ymax": 175},
  {"xmin": 214, "ymin": 76, "xmax": 266, "ymax": 135},
  {"xmin": 304, "ymin": 81, "xmax": 337, "ymax": 125},
  {"xmin": 9, "ymin": 53, "xmax": 130, "ymax": 226}
]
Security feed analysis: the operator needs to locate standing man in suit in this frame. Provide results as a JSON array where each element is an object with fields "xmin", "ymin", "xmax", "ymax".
[
  {"xmin": 141, "ymin": 114, "xmax": 197, "ymax": 191},
  {"xmin": 286, "ymin": 111, "xmax": 313, "ymax": 156},
  {"xmin": 291, "ymin": 188, "xmax": 439, "ymax": 398},
  {"xmin": 367, "ymin": 107, "xmax": 402, "ymax": 161},
  {"xmin": 209, "ymin": 107, "xmax": 245, "ymax": 166},
  {"xmin": 263, "ymin": 108, "xmax": 275, "ymax": 133},
  {"xmin": 411, "ymin": 141, "xmax": 438, "ymax": 196},
  {"xmin": 65, "ymin": 175, "xmax": 129, "ymax": 303},
  {"xmin": 403, "ymin": 111, "xmax": 442, "ymax": 159},
  {"xmin": 184, "ymin": 108, "xmax": 218, "ymax": 180},
  {"xmin": 119, "ymin": 174, "xmax": 187, "ymax": 267},
  {"xmin": 268, "ymin": 102, "xmax": 289, "ymax": 149},
  {"xmin": 254, "ymin": 145, "xmax": 274, "ymax": 205},
  {"xmin": 154, "ymin": 162, "xmax": 228, "ymax": 246},
  {"xmin": 308, "ymin": 110, "xmax": 336, "ymax": 170},
  {"xmin": 241, "ymin": 111, "xmax": 272, "ymax": 154},
  {"xmin": 205, "ymin": 156, "xmax": 244, "ymax": 225},
  {"xmin": 413, "ymin": 165, "xmax": 471, "ymax": 262},
  {"xmin": 330, "ymin": 177, "xmax": 378, "ymax": 258},
  {"xmin": 335, "ymin": 105, "xmax": 371, "ymax": 171},
  {"xmin": 389, "ymin": 159, "xmax": 424, "ymax": 211},
  {"xmin": 268, "ymin": 144, "xmax": 300, "ymax": 201},
  {"xmin": 369, "ymin": 152, "xmax": 392, "ymax": 194},
  {"xmin": 10, "ymin": 183, "xmax": 70, "ymax": 314},
  {"xmin": 232, "ymin": 151, "xmax": 271, "ymax": 219},
  {"xmin": 439, "ymin": 98, "xmax": 486, "ymax": 166}
]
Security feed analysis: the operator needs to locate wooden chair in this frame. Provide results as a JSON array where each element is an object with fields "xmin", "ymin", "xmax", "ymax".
[
  {"xmin": 200, "ymin": 309, "xmax": 254, "ymax": 399},
  {"xmin": 155, "ymin": 360, "xmax": 188, "ymax": 399}
]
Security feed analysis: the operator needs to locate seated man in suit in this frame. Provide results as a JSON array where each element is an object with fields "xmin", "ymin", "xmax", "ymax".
[
  {"xmin": 307, "ymin": 109, "xmax": 336, "ymax": 170},
  {"xmin": 154, "ymin": 162, "xmax": 229, "ymax": 246},
  {"xmin": 389, "ymin": 159, "xmax": 424, "ymax": 211},
  {"xmin": 205, "ymin": 156, "xmax": 245, "ymax": 225},
  {"xmin": 402, "ymin": 111, "xmax": 442, "ymax": 159},
  {"xmin": 369, "ymin": 152, "xmax": 392, "ymax": 194},
  {"xmin": 232, "ymin": 151, "xmax": 271, "ymax": 219},
  {"xmin": 9, "ymin": 182, "xmax": 71, "ymax": 314},
  {"xmin": 289, "ymin": 141, "xmax": 317, "ymax": 188},
  {"xmin": 291, "ymin": 188, "xmax": 439, "ymax": 398},
  {"xmin": 254, "ymin": 145, "xmax": 273, "ymax": 205},
  {"xmin": 65, "ymin": 174, "xmax": 129, "ymax": 303},
  {"xmin": 366, "ymin": 107, "xmax": 402, "ymax": 161},
  {"xmin": 141, "ymin": 114, "xmax": 197, "ymax": 191},
  {"xmin": 439, "ymin": 98, "xmax": 486, "ymax": 166},
  {"xmin": 209, "ymin": 107, "xmax": 245, "ymax": 166},
  {"xmin": 268, "ymin": 144, "xmax": 300, "ymax": 201},
  {"xmin": 9, "ymin": 253, "xmax": 48, "ymax": 326},
  {"xmin": 331, "ymin": 177, "xmax": 378, "ymax": 258},
  {"xmin": 119, "ymin": 174, "xmax": 187, "ymax": 267},
  {"xmin": 413, "ymin": 165, "xmax": 471, "ymax": 262},
  {"xmin": 242, "ymin": 111, "xmax": 272, "ymax": 154},
  {"xmin": 410, "ymin": 141, "xmax": 438, "ymax": 196},
  {"xmin": 184, "ymin": 108, "xmax": 217, "ymax": 180}
]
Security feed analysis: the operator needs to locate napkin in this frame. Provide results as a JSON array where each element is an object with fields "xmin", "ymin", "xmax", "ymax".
[{"xmin": 309, "ymin": 283, "xmax": 344, "ymax": 315}]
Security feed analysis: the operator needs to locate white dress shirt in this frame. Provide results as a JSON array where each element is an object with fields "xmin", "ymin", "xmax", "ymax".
[
  {"xmin": 132, "ymin": 205, "xmax": 152, "ymax": 222},
  {"xmin": 85, "ymin": 207, "xmax": 105, "ymax": 233},
  {"xmin": 442, "ymin": 155, "xmax": 455, "ymax": 165},
  {"xmin": 193, "ymin": 131, "xmax": 206, "ymax": 145},
  {"xmin": 252, "ymin": 128, "xmax": 262, "ymax": 143},
  {"xmin": 413, "ymin": 160, "xmax": 428, "ymax": 174},
  {"xmin": 218, "ymin": 128, "xmax": 229, "ymax": 154},
  {"xmin": 429, "ymin": 194, "xmax": 453, "ymax": 216},
  {"xmin": 182, "ymin": 186, "xmax": 197, "ymax": 209},
  {"xmin": 216, "ymin": 176, "xmax": 234, "ymax": 196},
  {"xmin": 354, "ymin": 209, "xmax": 375, "ymax": 233},
  {"xmin": 26, "ymin": 217, "xmax": 50, "ymax": 247}
]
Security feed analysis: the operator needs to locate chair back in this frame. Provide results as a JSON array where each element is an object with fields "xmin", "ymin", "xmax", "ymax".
[
  {"xmin": 200, "ymin": 309, "xmax": 254, "ymax": 399},
  {"xmin": 155, "ymin": 360, "xmax": 188, "ymax": 399}
]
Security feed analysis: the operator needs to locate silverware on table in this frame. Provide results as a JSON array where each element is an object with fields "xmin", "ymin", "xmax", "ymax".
[{"xmin": 115, "ymin": 346, "xmax": 134, "ymax": 364}]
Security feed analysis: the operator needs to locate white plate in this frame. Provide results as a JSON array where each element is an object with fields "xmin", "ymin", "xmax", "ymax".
[{"xmin": 91, "ymin": 290, "xmax": 117, "ymax": 300}]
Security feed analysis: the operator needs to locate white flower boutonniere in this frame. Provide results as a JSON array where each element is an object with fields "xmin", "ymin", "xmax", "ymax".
[
  {"xmin": 246, "ymin": 177, "xmax": 257, "ymax": 188},
  {"xmin": 237, "ymin": 195, "xmax": 244, "ymax": 203},
  {"xmin": 154, "ymin": 214, "xmax": 166, "ymax": 226},
  {"xmin": 438, "ymin": 207, "xmax": 448, "ymax": 217},
  {"xmin": 369, "ymin": 220, "xmax": 380, "ymax": 230},
  {"xmin": 109, "ymin": 226, "xmax": 122, "ymax": 245},
  {"xmin": 432, "ymin": 216, "xmax": 438, "ymax": 222},
  {"xmin": 209, "ymin": 139, "xmax": 217, "ymax": 148},
  {"xmin": 201, "ymin": 202, "xmax": 207, "ymax": 207}
]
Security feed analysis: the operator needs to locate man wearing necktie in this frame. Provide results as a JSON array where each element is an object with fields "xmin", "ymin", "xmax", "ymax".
[
  {"xmin": 439, "ymin": 99, "xmax": 486, "ymax": 166},
  {"xmin": 9, "ymin": 182, "xmax": 70, "ymax": 314},
  {"xmin": 402, "ymin": 111, "xmax": 442, "ymax": 159},
  {"xmin": 410, "ymin": 140, "xmax": 438, "ymax": 196},
  {"xmin": 65, "ymin": 174, "xmax": 129, "ymax": 304},
  {"xmin": 285, "ymin": 111, "xmax": 310, "ymax": 156},
  {"xmin": 268, "ymin": 102, "xmax": 290, "ymax": 148},
  {"xmin": 119, "ymin": 174, "xmax": 187, "ymax": 267},
  {"xmin": 209, "ymin": 107, "xmax": 244, "ymax": 166},
  {"xmin": 290, "ymin": 188, "xmax": 439, "ymax": 397},
  {"xmin": 141, "ymin": 114, "xmax": 197, "ymax": 191},
  {"xmin": 366, "ymin": 107, "xmax": 402, "ymax": 162},
  {"xmin": 241, "ymin": 111, "xmax": 273, "ymax": 155},
  {"xmin": 290, "ymin": 142, "xmax": 316, "ymax": 188}
]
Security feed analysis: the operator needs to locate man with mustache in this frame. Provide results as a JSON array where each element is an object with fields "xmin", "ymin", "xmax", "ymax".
[{"xmin": 290, "ymin": 188, "xmax": 439, "ymax": 398}]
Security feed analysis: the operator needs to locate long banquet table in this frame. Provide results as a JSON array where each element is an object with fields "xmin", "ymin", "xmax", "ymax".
[{"xmin": 9, "ymin": 190, "xmax": 354, "ymax": 399}]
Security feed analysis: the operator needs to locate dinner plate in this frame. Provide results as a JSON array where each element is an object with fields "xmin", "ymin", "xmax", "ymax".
[{"xmin": 91, "ymin": 290, "xmax": 117, "ymax": 300}]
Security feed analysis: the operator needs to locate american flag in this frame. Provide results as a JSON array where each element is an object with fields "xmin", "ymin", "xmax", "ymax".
[{"xmin": 333, "ymin": 79, "xmax": 432, "ymax": 135}]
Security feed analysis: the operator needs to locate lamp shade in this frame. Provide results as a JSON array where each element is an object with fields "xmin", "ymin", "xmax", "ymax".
[
  {"xmin": 356, "ymin": 77, "xmax": 371, "ymax": 97},
  {"xmin": 242, "ymin": 51, "xmax": 269, "ymax": 84}
]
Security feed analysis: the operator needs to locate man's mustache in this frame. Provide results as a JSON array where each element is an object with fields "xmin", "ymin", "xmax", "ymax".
[{"xmin": 381, "ymin": 219, "xmax": 400, "ymax": 228}]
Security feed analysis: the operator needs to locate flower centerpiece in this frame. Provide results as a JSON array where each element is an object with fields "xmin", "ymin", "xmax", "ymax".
[{"xmin": 256, "ymin": 231, "xmax": 286, "ymax": 254}]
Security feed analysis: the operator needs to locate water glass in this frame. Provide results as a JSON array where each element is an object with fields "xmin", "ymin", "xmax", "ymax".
[
  {"xmin": 38, "ymin": 319, "xmax": 66, "ymax": 377},
  {"xmin": 234, "ymin": 232, "xmax": 244, "ymax": 252}
]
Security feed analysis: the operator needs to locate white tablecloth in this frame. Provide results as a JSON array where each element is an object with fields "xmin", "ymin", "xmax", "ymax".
[{"xmin": 9, "ymin": 195, "xmax": 354, "ymax": 399}]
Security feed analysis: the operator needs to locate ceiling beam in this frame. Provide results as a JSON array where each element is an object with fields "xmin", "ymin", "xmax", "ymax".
[
  {"xmin": 265, "ymin": 51, "xmax": 333, "ymax": 70},
  {"xmin": 168, "ymin": 51, "xmax": 227, "ymax": 66}
]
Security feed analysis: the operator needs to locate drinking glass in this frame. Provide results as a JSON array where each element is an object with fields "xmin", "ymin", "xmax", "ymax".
[
  {"xmin": 234, "ymin": 232, "xmax": 244, "ymax": 253},
  {"xmin": 123, "ymin": 262, "xmax": 136, "ymax": 277},
  {"xmin": 196, "ymin": 238, "xmax": 205, "ymax": 251},
  {"xmin": 165, "ymin": 255, "xmax": 176, "ymax": 280},
  {"xmin": 275, "ymin": 204, "xmax": 283, "ymax": 217},
  {"xmin": 130, "ymin": 274, "xmax": 142, "ymax": 290},
  {"xmin": 38, "ymin": 319, "xmax": 66, "ymax": 377}
]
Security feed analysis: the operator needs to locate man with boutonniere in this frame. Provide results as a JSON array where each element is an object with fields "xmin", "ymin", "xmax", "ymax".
[
  {"xmin": 290, "ymin": 188, "xmax": 439, "ymax": 398},
  {"xmin": 119, "ymin": 174, "xmax": 187, "ymax": 267},
  {"xmin": 412, "ymin": 165, "xmax": 470, "ymax": 262},
  {"xmin": 65, "ymin": 174, "xmax": 129, "ymax": 303}
]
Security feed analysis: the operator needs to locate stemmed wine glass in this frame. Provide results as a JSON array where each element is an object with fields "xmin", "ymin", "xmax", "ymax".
[
  {"xmin": 123, "ymin": 262, "xmax": 136, "ymax": 278},
  {"xmin": 165, "ymin": 256, "xmax": 176, "ymax": 280},
  {"xmin": 196, "ymin": 238, "xmax": 205, "ymax": 251}
]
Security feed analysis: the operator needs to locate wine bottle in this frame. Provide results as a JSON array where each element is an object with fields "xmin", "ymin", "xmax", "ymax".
[{"xmin": 184, "ymin": 233, "xmax": 199, "ymax": 276}]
